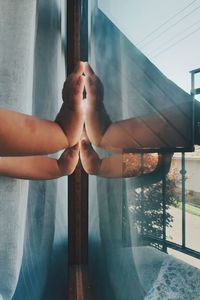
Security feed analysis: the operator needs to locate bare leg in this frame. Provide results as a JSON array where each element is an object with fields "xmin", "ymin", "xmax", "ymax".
[
  {"xmin": 0, "ymin": 109, "xmax": 68, "ymax": 156},
  {"xmin": 0, "ymin": 63, "xmax": 84, "ymax": 156},
  {"xmin": 84, "ymin": 64, "xmax": 180, "ymax": 151},
  {"xmin": 80, "ymin": 138, "xmax": 159, "ymax": 178},
  {"xmin": 56, "ymin": 62, "xmax": 85, "ymax": 147},
  {"xmin": 84, "ymin": 63, "xmax": 112, "ymax": 148},
  {"xmin": 0, "ymin": 144, "xmax": 79, "ymax": 180}
]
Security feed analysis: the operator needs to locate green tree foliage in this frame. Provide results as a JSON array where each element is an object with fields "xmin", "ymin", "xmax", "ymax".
[{"xmin": 126, "ymin": 166, "xmax": 181, "ymax": 247}]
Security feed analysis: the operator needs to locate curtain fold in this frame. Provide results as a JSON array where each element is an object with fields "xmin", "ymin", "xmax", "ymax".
[{"xmin": 0, "ymin": 1, "xmax": 67, "ymax": 299}]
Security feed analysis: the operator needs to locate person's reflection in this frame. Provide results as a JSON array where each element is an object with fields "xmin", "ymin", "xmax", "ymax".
[
  {"xmin": 80, "ymin": 129, "xmax": 173, "ymax": 178},
  {"xmin": 80, "ymin": 63, "xmax": 173, "ymax": 178},
  {"xmin": 82, "ymin": 63, "xmax": 190, "ymax": 152}
]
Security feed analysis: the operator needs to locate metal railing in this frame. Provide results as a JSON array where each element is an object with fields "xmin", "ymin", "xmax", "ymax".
[
  {"xmin": 143, "ymin": 68, "xmax": 200, "ymax": 260},
  {"xmin": 123, "ymin": 152, "xmax": 200, "ymax": 260},
  {"xmin": 150, "ymin": 152, "xmax": 200, "ymax": 260}
]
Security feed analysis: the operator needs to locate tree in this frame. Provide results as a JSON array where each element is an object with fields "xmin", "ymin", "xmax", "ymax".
[{"xmin": 125, "ymin": 163, "xmax": 180, "ymax": 249}]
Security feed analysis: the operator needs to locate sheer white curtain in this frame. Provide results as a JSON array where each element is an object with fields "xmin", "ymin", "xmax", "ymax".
[{"xmin": 0, "ymin": 1, "xmax": 67, "ymax": 299}]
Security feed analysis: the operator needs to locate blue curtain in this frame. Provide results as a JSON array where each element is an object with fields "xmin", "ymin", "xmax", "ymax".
[{"xmin": 0, "ymin": 1, "xmax": 68, "ymax": 299}]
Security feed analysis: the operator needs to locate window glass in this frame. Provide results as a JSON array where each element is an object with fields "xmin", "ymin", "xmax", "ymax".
[
  {"xmin": 88, "ymin": 1, "xmax": 200, "ymax": 299},
  {"xmin": 89, "ymin": 1, "xmax": 194, "ymax": 153},
  {"xmin": 99, "ymin": 0, "xmax": 200, "ymax": 95}
]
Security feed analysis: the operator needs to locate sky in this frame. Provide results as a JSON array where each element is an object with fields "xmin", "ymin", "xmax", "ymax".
[{"xmin": 98, "ymin": 0, "xmax": 200, "ymax": 98}]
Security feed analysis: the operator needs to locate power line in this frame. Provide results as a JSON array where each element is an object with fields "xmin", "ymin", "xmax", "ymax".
[
  {"xmin": 150, "ymin": 25, "xmax": 200, "ymax": 58},
  {"xmin": 146, "ymin": 18, "xmax": 200, "ymax": 57},
  {"xmin": 136, "ymin": 0, "xmax": 200, "ymax": 47},
  {"xmin": 139, "ymin": 3, "xmax": 200, "ymax": 50},
  {"xmin": 136, "ymin": 0, "xmax": 199, "ymax": 46}
]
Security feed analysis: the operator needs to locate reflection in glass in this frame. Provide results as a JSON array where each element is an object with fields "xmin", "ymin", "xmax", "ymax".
[
  {"xmin": 88, "ymin": 5, "xmax": 194, "ymax": 153},
  {"xmin": 87, "ymin": 1, "xmax": 200, "ymax": 300}
]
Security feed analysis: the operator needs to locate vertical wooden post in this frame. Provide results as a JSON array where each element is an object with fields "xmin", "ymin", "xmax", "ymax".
[
  {"xmin": 67, "ymin": 0, "xmax": 80, "ymax": 73},
  {"xmin": 67, "ymin": 0, "xmax": 88, "ymax": 265}
]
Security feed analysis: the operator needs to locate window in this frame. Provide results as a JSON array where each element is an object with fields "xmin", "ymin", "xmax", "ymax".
[{"xmin": 88, "ymin": 1, "xmax": 200, "ymax": 299}]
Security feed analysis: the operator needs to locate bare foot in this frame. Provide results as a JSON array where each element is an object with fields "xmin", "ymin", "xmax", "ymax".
[
  {"xmin": 58, "ymin": 143, "xmax": 80, "ymax": 176},
  {"xmin": 56, "ymin": 62, "xmax": 85, "ymax": 147},
  {"xmin": 80, "ymin": 130, "xmax": 161, "ymax": 178},
  {"xmin": 84, "ymin": 63, "xmax": 111, "ymax": 146},
  {"xmin": 84, "ymin": 63, "xmax": 104, "ymax": 110},
  {"xmin": 80, "ymin": 138, "xmax": 102, "ymax": 175}
]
